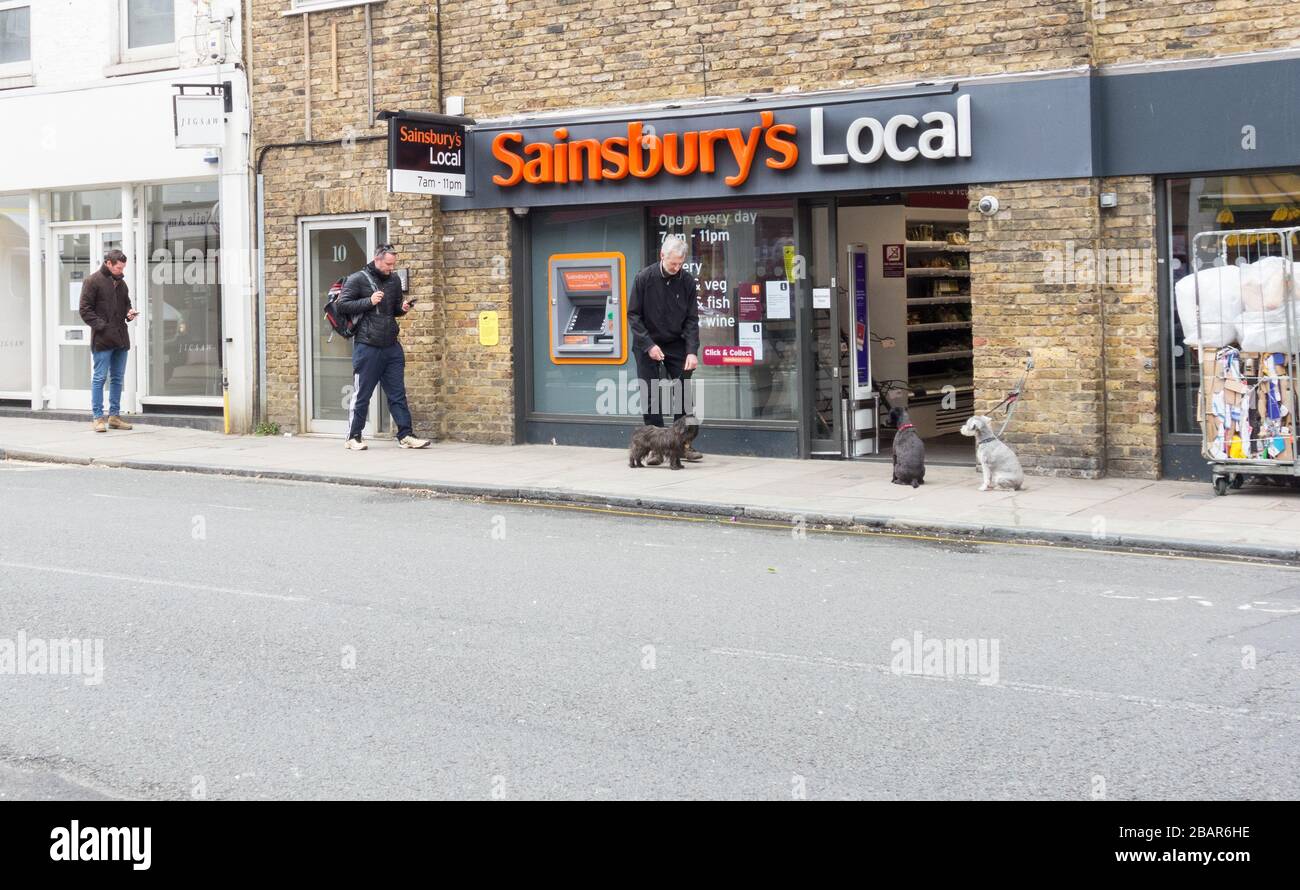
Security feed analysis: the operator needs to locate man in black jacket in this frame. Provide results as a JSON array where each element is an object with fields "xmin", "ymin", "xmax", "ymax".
[
  {"xmin": 79, "ymin": 249, "xmax": 138, "ymax": 433},
  {"xmin": 336, "ymin": 245, "xmax": 429, "ymax": 450},
  {"xmin": 628, "ymin": 234, "xmax": 703, "ymax": 461}
]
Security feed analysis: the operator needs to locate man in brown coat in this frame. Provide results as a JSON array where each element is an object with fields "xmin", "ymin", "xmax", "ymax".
[{"xmin": 78, "ymin": 249, "xmax": 138, "ymax": 432}]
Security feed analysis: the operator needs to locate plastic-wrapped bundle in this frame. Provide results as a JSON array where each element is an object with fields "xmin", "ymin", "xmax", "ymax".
[
  {"xmin": 1240, "ymin": 301, "xmax": 1298, "ymax": 352},
  {"xmin": 1175, "ymin": 265, "xmax": 1241, "ymax": 347},
  {"xmin": 1240, "ymin": 256, "xmax": 1288, "ymax": 311},
  {"xmin": 1239, "ymin": 257, "xmax": 1298, "ymax": 353}
]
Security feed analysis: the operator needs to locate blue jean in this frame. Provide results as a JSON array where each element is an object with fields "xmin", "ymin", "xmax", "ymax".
[
  {"xmin": 91, "ymin": 348, "xmax": 129, "ymax": 419},
  {"xmin": 348, "ymin": 342, "xmax": 413, "ymax": 440}
]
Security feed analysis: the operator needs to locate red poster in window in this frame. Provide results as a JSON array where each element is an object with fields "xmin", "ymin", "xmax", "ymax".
[{"xmin": 737, "ymin": 281, "xmax": 763, "ymax": 321}]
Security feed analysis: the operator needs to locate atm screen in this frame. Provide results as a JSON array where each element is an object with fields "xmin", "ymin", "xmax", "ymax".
[{"xmin": 569, "ymin": 306, "xmax": 607, "ymax": 333}]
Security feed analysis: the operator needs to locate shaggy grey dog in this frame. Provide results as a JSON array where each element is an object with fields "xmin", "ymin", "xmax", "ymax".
[
  {"xmin": 960, "ymin": 415, "xmax": 1024, "ymax": 491},
  {"xmin": 889, "ymin": 407, "xmax": 926, "ymax": 488},
  {"xmin": 628, "ymin": 415, "xmax": 700, "ymax": 470}
]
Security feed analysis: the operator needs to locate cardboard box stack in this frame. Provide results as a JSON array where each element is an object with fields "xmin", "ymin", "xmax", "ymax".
[{"xmin": 1199, "ymin": 348, "xmax": 1296, "ymax": 462}]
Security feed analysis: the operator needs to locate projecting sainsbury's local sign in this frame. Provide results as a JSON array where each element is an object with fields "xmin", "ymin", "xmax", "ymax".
[
  {"xmin": 387, "ymin": 114, "xmax": 468, "ymax": 197},
  {"xmin": 441, "ymin": 77, "xmax": 1096, "ymax": 210}
]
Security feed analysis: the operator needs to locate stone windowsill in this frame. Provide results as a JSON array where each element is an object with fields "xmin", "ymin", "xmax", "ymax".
[
  {"xmin": 282, "ymin": 0, "xmax": 385, "ymax": 16},
  {"xmin": 0, "ymin": 72, "xmax": 34, "ymax": 91},
  {"xmin": 103, "ymin": 57, "xmax": 181, "ymax": 79}
]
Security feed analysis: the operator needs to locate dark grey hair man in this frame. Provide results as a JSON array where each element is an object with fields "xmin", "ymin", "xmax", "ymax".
[
  {"xmin": 335, "ymin": 244, "xmax": 429, "ymax": 450},
  {"xmin": 628, "ymin": 234, "xmax": 702, "ymax": 462}
]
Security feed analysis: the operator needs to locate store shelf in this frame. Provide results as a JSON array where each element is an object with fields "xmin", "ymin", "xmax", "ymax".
[
  {"xmin": 909, "ymin": 376, "xmax": 974, "ymax": 392},
  {"xmin": 905, "ymin": 241, "xmax": 970, "ymax": 252},
  {"xmin": 905, "ymin": 268, "xmax": 970, "ymax": 278},
  {"xmin": 907, "ymin": 322, "xmax": 972, "ymax": 332},
  {"xmin": 907, "ymin": 296, "xmax": 971, "ymax": 306},
  {"xmin": 908, "ymin": 349, "xmax": 973, "ymax": 363}
]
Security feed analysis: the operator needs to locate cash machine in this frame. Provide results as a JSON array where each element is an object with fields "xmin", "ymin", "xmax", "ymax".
[{"xmin": 548, "ymin": 252, "xmax": 627, "ymax": 364}]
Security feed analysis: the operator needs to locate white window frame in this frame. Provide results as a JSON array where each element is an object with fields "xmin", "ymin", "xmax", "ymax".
[
  {"xmin": 0, "ymin": 1, "xmax": 33, "ymax": 84},
  {"xmin": 118, "ymin": 0, "xmax": 177, "ymax": 64}
]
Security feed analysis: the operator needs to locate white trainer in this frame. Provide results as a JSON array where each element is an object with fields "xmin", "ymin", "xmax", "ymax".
[
  {"xmin": 344, "ymin": 437, "xmax": 368, "ymax": 451},
  {"xmin": 398, "ymin": 435, "xmax": 430, "ymax": 449}
]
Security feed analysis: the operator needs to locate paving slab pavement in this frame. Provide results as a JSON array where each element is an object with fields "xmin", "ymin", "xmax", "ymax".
[{"xmin": 1, "ymin": 417, "xmax": 1297, "ymax": 562}]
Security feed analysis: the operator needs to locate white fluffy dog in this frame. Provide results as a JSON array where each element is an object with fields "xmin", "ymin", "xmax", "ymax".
[{"xmin": 960, "ymin": 415, "xmax": 1024, "ymax": 491}]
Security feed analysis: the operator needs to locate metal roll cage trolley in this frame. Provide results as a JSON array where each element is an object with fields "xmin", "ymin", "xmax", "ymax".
[{"xmin": 1191, "ymin": 226, "xmax": 1300, "ymax": 495}]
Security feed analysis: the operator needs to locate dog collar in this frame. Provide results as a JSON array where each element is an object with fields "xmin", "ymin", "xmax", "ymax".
[
  {"xmin": 977, "ymin": 436, "xmax": 997, "ymax": 444},
  {"xmin": 897, "ymin": 423, "xmax": 914, "ymax": 432}
]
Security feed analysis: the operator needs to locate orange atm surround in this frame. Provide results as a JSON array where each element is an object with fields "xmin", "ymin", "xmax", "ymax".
[{"xmin": 547, "ymin": 251, "xmax": 628, "ymax": 365}]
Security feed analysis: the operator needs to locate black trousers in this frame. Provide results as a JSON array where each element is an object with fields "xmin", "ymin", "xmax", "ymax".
[
  {"xmin": 348, "ymin": 342, "xmax": 414, "ymax": 440},
  {"xmin": 634, "ymin": 341, "xmax": 694, "ymax": 427}
]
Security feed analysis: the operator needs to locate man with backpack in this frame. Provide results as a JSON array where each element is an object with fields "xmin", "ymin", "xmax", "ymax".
[{"xmin": 335, "ymin": 244, "xmax": 429, "ymax": 451}]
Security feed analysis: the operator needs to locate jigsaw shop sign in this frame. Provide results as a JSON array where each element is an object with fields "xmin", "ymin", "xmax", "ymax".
[
  {"xmin": 388, "ymin": 116, "xmax": 467, "ymax": 197},
  {"xmin": 488, "ymin": 94, "xmax": 972, "ymax": 190}
]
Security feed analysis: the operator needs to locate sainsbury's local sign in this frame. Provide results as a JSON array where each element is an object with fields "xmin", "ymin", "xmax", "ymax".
[
  {"xmin": 442, "ymin": 77, "xmax": 1094, "ymax": 210},
  {"xmin": 489, "ymin": 95, "xmax": 972, "ymax": 188}
]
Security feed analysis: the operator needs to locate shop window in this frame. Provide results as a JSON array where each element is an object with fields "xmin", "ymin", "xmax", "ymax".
[
  {"xmin": 122, "ymin": 0, "xmax": 174, "ymax": 57},
  {"xmin": 651, "ymin": 200, "xmax": 798, "ymax": 421},
  {"xmin": 0, "ymin": 194, "xmax": 30, "ymax": 394},
  {"xmin": 0, "ymin": 3, "xmax": 30, "ymax": 69},
  {"xmin": 530, "ymin": 206, "xmax": 644, "ymax": 416},
  {"xmin": 1164, "ymin": 172, "xmax": 1300, "ymax": 437},
  {"xmin": 51, "ymin": 189, "xmax": 122, "ymax": 223},
  {"xmin": 145, "ymin": 180, "xmax": 221, "ymax": 399}
]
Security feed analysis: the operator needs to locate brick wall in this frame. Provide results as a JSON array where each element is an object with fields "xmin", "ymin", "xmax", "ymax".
[
  {"xmin": 251, "ymin": 0, "xmax": 479, "ymax": 440},
  {"xmin": 441, "ymin": 1, "xmax": 1093, "ymax": 117},
  {"xmin": 1090, "ymin": 0, "xmax": 1300, "ymax": 66},
  {"xmin": 969, "ymin": 179, "xmax": 1107, "ymax": 478},
  {"xmin": 968, "ymin": 177, "xmax": 1163, "ymax": 479},
  {"xmin": 1099, "ymin": 176, "xmax": 1159, "ymax": 478},
  {"xmin": 259, "ymin": 139, "xmax": 439, "ymax": 436}
]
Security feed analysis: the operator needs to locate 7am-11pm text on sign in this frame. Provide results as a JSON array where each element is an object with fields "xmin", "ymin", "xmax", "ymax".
[{"xmin": 389, "ymin": 171, "xmax": 466, "ymax": 196}]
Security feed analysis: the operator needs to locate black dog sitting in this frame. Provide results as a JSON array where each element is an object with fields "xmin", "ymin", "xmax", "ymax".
[
  {"xmin": 628, "ymin": 415, "xmax": 700, "ymax": 470},
  {"xmin": 889, "ymin": 406, "xmax": 926, "ymax": 488}
]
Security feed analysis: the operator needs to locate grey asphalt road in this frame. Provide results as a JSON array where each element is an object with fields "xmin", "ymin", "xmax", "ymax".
[{"xmin": 1, "ymin": 460, "xmax": 1298, "ymax": 800}]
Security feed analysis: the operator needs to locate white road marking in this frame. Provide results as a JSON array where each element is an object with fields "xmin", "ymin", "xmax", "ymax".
[
  {"xmin": 1238, "ymin": 601, "xmax": 1300, "ymax": 614},
  {"xmin": 203, "ymin": 504, "xmax": 255, "ymax": 512},
  {"xmin": 708, "ymin": 646, "xmax": 1299, "ymax": 724},
  {"xmin": 0, "ymin": 560, "xmax": 307, "ymax": 603}
]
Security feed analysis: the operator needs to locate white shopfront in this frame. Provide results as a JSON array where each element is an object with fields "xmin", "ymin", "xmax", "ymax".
[{"xmin": 0, "ymin": 0, "xmax": 254, "ymax": 430}]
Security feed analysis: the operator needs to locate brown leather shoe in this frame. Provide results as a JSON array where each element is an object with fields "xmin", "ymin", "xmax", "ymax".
[
  {"xmin": 683, "ymin": 446, "xmax": 704, "ymax": 462},
  {"xmin": 107, "ymin": 416, "xmax": 133, "ymax": 430},
  {"xmin": 92, "ymin": 418, "xmax": 107, "ymax": 433}
]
